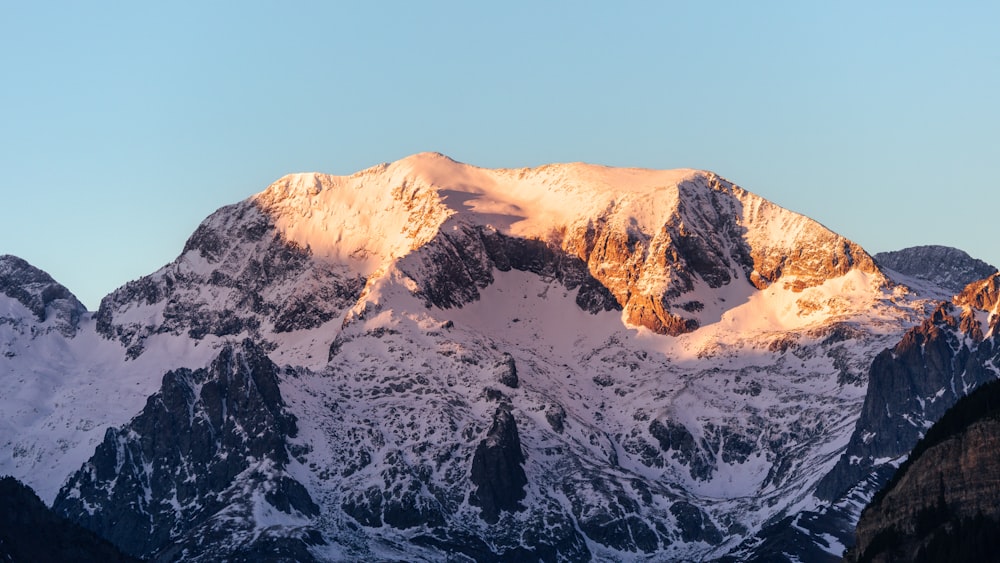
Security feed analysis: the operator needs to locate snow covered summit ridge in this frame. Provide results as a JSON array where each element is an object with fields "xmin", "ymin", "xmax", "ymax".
[
  {"xmin": 249, "ymin": 152, "xmax": 882, "ymax": 335},
  {"xmin": 253, "ymin": 152, "xmax": 700, "ymax": 271}
]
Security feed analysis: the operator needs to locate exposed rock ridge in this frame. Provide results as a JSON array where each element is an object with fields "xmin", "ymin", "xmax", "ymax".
[
  {"xmin": 955, "ymin": 272, "xmax": 1000, "ymax": 315},
  {"xmin": 399, "ymin": 223, "xmax": 620, "ymax": 315},
  {"xmin": 93, "ymin": 155, "xmax": 884, "ymax": 346},
  {"xmin": 737, "ymin": 189, "xmax": 880, "ymax": 290},
  {"xmin": 469, "ymin": 406, "xmax": 528, "ymax": 524},
  {"xmin": 575, "ymin": 175, "xmax": 881, "ymax": 334},
  {"xmin": 95, "ymin": 200, "xmax": 364, "ymax": 358},
  {"xmin": 816, "ymin": 272, "xmax": 1000, "ymax": 505},
  {"xmin": 875, "ymin": 245, "xmax": 997, "ymax": 294},
  {"xmin": 219, "ymin": 155, "xmax": 882, "ymax": 336},
  {"xmin": 0, "ymin": 254, "xmax": 86, "ymax": 337},
  {"xmin": 397, "ymin": 164, "xmax": 882, "ymax": 335},
  {"xmin": 847, "ymin": 378, "xmax": 1000, "ymax": 562},
  {"xmin": 797, "ymin": 272, "xmax": 1000, "ymax": 563},
  {"xmin": 53, "ymin": 339, "xmax": 320, "ymax": 561}
]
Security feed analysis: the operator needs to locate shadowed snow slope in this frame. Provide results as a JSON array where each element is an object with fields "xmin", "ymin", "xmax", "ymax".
[{"xmin": 2, "ymin": 154, "xmax": 961, "ymax": 561}]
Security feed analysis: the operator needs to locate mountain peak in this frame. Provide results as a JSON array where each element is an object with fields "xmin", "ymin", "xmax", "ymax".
[
  {"xmin": 203, "ymin": 155, "xmax": 883, "ymax": 338},
  {"xmin": 875, "ymin": 245, "xmax": 997, "ymax": 295},
  {"xmin": 0, "ymin": 254, "xmax": 86, "ymax": 336}
]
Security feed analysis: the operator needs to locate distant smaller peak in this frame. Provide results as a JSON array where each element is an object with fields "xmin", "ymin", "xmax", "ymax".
[
  {"xmin": 875, "ymin": 245, "xmax": 998, "ymax": 295},
  {"xmin": 0, "ymin": 254, "xmax": 86, "ymax": 332}
]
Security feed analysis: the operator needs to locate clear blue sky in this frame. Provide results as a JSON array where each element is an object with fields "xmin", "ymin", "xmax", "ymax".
[{"xmin": 2, "ymin": 2, "xmax": 998, "ymax": 309}]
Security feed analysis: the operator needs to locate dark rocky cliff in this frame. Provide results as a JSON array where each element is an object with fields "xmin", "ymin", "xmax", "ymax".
[
  {"xmin": 846, "ymin": 378, "xmax": 1000, "ymax": 562},
  {"xmin": 817, "ymin": 274, "xmax": 1000, "ymax": 504},
  {"xmin": 95, "ymin": 201, "xmax": 364, "ymax": 358},
  {"xmin": 401, "ymin": 223, "xmax": 620, "ymax": 316},
  {"xmin": 53, "ymin": 339, "xmax": 321, "ymax": 561},
  {"xmin": 469, "ymin": 406, "xmax": 528, "ymax": 524}
]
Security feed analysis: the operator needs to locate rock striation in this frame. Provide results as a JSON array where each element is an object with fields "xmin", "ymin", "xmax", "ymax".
[{"xmin": 846, "ymin": 378, "xmax": 1000, "ymax": 562}]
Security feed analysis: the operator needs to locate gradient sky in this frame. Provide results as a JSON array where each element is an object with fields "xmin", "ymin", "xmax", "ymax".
[{"xmin": 2, "ymin": 1, "xmax": 998, "ymax": 309}]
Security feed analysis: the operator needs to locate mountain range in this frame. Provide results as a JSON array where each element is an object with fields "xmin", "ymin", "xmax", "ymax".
[{"xmin": 2, "ymin": 152, "xmax": 997, "ymax": 561}]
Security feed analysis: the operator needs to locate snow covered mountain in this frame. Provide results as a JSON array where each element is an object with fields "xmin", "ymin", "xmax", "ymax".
[
  {"xmin": 874, "ymin": 245, "xmax": 997, "ymax": 298},
  {"xmin": 0, "ymin": 153, "xmax": 972, "ymax": 561},
  {"xmin": 0, "ymin": 254, "xmax": 86, "ymax": 340}
]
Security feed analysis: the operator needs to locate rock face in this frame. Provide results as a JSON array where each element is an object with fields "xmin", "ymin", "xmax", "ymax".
[
  {"xmin": 846, "ymin": 378, "xmax": 1000, "ymax": 562},
  {"xmin": 403, "ymin": 225, "xmax": 620, "ymax": 316},
  {"xmin": 738, "ymin": 272, "xmax": 1000, "ymax": 562},
  {"xmin": 0, "ymin": 476, "xmax": 138, "ymax": 563},
  {"xmin": 817, "ymin": 274, "xmax": 1000, "ymax": 505},
  {"xmin": 95, "ymin": 200, "xmax": 364, "ymax": 358},
  {"xmin": 875, "ymin": 245, "xmax": 997, "ymax": 294},
  {"xmin": 0, "ymin": 254, "xmax": 86, "ymax": 337},
  {"xmin": 399, "ymin": 162, "xmax": 881, "ymax": 336},
  {"xmin": 469, "ymin": 406, "xmax": 528, "ymax": 523},
  {"xmin": 53, "ymin": 339, "xmax": 320, "ymax": 561},
  {"xmin": 495, "ymin": 353, "xmax": 519, "ymax": 389}
]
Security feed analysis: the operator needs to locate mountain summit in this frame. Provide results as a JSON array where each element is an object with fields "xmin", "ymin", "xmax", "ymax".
[
  {"xmin": 875, "ymin": 245, "xmax": 997, "ymax": 295},
  {"xmin": 1, "ymin": 154, "xmax": 966, "ymax": 561},
  {"xmin": 262, "ymin": 152, "xmax": 883, "ymax": 332}
]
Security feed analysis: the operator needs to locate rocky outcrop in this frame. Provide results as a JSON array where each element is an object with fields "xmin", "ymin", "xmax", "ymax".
[
  {"xmin": 402, "ymin": 224, "xmax": 620, "ymax": 315},
  {"xmin": 53, "ymin": 339, "xmax": 320, "ymax": 561},
  {"xmin": 558, "ymin": 176, "xmax": 880, "ymax": 335},
  {"xmin": 648, "ymin": 418, "xmax": 715, "ymax": 480},
  {"xmin": 816, "ymin": 291, "xmax": 1000, "ymax": 503},
  {"xmin": 776, "ymin": 273, "xmax": 1000, "ymax": 563},
  {"xmin": 495, "ymin": 352, "xmax": 519, "ymax": 388},
  {"xmin": 875, "ymin": 245, "xmax": 997, "ymax": 294},
  {"xmin": 399, "ymin": 163, "xmax": 880, "ymax": 336},
  {"xmin": 955, "ymin": 273, "xmax": 1000, "ymax": 319},
  {"xmin": 0, "ymin": 254, "xmax": 86, "ymax": 337},
  {"xmin": 96, "ymin": 201, "xmax": 364, "ymax": 358},
  {"xmin": 0, "ymin": 476, "xmax": 138, "ymax": 563},
  {"xmin": 847, "ymin": 379, "xmax": 1000, "ymax": 562},
  {"xmin": 469, "ymin": 406, "xmax": 528, "ymax": 524}
]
